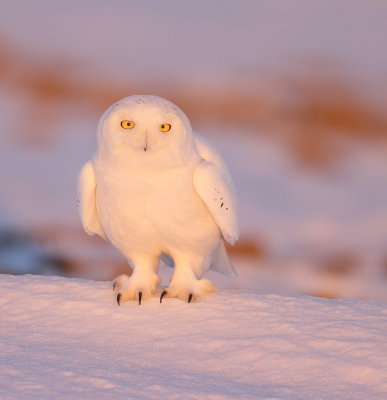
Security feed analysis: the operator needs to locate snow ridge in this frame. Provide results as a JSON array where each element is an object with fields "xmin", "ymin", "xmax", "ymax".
[{"xmin": 0, "ymin": 274, "xmax": 386, "ymax": 399}]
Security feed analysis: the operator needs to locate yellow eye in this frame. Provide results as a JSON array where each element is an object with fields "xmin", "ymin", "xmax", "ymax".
[
  {"xmin": 160, "ymin": 123, "xmax": 171, "ymax": 132},
  {"xmin": 121, "ymin": 120, "xmax": 135, "ymax": 129}
]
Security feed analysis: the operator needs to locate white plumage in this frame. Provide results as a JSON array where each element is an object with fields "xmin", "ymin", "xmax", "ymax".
[{"xmin": 78, "ymin": 95, "xmax": 239, "ymax": 303}]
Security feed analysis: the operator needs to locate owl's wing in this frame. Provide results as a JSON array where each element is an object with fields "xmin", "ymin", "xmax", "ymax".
[
  {"xmin": 77, "ymin": 161, "xmax": 106, "ymax": 239},
  {"xmin": 192, "ymin": 132, "xmax": 239, "ymax": 246}
]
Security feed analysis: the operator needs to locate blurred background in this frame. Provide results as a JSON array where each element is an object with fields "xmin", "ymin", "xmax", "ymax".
[{"xmin": 1, "ymin": 0, "xmax": 387, "ymax": 301}]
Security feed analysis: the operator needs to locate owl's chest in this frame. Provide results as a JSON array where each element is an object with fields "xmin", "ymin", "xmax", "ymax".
[{"xmin": 95, "ymin": 160, "xmax": 205, "ymax": 223}]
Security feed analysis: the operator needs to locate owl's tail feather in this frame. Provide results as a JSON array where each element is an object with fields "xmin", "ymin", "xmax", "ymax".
[
  {"xmin": 160, "ymin": 242, "xmax": 237, "ymax": 278},
  {"xmin": 210, "ymin": 241, "xmax": 238, "ymax": 278}
]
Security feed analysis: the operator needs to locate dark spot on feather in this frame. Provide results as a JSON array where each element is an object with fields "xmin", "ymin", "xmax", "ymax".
[{"xmin": 221, "ymin": 202, "xmax": 224, "ymax": 208}]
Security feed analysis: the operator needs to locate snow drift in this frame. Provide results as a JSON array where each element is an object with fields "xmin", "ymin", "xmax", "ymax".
[{"xmin": 0, "ymin": 274, "xmax": 386, "ymax": 399}]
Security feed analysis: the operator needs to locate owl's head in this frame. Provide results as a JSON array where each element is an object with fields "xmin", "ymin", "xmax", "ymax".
[{"xmin": 96, "ymin": 95, "xmax": 194, "ymax": 168}]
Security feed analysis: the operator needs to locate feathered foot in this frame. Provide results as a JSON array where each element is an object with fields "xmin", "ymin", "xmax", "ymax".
[
  {"xmin": 160, "ymin": 270, "xmax": 216, "ymax": 303},
  {"xmin": 113, "ymin": 272, "xmax": 160, "ymax": 305}
]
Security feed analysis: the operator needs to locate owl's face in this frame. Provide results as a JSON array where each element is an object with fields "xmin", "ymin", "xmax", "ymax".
[{"xmin": 97, "ymin": 95, "xmax": 194, "ymax": 168}]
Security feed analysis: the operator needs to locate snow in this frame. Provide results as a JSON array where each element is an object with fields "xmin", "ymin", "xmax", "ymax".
[{"xmin": 1, "ymin": 274, "xmax": 386, "ymax": 399}]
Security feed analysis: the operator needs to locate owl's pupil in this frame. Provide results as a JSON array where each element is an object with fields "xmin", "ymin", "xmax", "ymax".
[{"xmin": 161, "ymin": 125, "xmax": 165, "ymax": 128}]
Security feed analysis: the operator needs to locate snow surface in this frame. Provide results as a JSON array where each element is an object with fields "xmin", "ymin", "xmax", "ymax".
[{"xmin": 1, "ymin": 274, "xmax": 386, "ymax": 399}]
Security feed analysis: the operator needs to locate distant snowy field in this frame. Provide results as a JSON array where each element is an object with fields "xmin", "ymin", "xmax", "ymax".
[{"xmin": 1, "ymin": 274, "xmax": 386, "ymax": 399}]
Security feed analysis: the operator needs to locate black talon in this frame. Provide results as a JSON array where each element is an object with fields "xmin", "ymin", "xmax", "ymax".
[
  {"xmin": 160, "ymin": 290, "xmax": 168, "ymax": 303},
  {"xmin": 188, "ymin": 293, "xmax": 193, "ymax": 303},
  {"xmin": 138, "ymin": 291, "xmax": 142, "ymax": 305},
  {"xmin": 117, "ymin": 293, "xmax": 121, "ymax": 306}
]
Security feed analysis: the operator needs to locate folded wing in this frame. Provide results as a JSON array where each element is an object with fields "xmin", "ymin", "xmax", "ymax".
[
  {"xmin": 192, "ymin": 132, "xmax": 239, "ymax": 246},
  {"xmin": 77, "ymin": 161, "xmax": 106, "ymax": 239}
]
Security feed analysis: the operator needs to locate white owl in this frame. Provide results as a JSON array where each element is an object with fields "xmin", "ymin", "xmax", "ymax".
[{"xmin": 78, "ymin": 95, "xmax": 239, "ymax": 304}]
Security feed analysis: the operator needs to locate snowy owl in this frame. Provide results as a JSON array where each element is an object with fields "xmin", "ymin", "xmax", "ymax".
[{"xmin": 78, "ymin": 95, "xmax": 239, "ymax": 304}]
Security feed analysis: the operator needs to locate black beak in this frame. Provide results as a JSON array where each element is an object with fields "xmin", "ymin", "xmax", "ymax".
[{"xmin": 144, "ymin": 135, "xmax": 148, "ymax": 152}]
